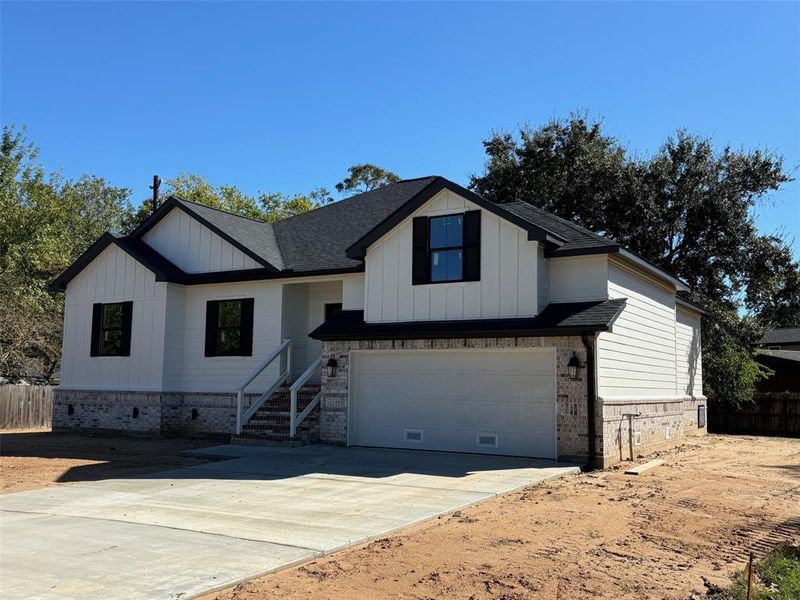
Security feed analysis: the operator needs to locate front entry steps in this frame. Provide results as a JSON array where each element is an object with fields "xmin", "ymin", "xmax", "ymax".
[{"xmin": 231, "ymin": 384, "xmax": 321, "ymax": 445}]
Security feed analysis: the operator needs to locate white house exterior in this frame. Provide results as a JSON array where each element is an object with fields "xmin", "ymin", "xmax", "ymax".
[{"xmin": 52, "ymin": 176, "xmax": 706, "ymax": 466}]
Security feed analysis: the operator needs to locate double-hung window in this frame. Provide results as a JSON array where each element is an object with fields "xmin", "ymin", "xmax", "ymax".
[
  {"xmin": 429, "ymin": 215, "xmax": 464, "ymax": 282},
  {"xmin": 412, "ymin": 210, "xmax": 481, "ymax": 285},
  {"xmin": 204, "ymin": 298, "xmax": 254, "ymax": 357},
  {"xmin": 90, "ymin": 301, "xmax": 133, "ymax": 357}
]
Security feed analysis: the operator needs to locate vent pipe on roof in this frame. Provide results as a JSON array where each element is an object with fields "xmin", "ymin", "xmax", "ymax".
[{"xmin": 150, "ymin": 175, "xmax": 162, "ymax": 215}]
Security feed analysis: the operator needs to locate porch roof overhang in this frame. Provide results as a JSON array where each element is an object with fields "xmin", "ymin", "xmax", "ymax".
[{"xmin": 309, "ymin": 299, "xmax": 627, "ymax": 341}]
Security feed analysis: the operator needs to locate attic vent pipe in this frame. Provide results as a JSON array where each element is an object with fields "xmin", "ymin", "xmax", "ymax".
[{"xmin": 150, "ymin": 174, "xmax": 161, "ymax": 215}]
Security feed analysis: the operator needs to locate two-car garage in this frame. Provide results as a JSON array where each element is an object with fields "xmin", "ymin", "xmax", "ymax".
[{"xmin": 348, "ymin": 348, "xmax": 557, "ymax": 459}]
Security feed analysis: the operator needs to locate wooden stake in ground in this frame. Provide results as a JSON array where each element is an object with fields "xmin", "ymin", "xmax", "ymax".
[{"xmin": 746, "ymin": 552, "xmax": 754, "ymax": 600}]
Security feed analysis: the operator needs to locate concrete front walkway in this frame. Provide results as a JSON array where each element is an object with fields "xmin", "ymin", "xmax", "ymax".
[{"xmin": 0, "ymin": 445, "xmax": 579, "ymax": 600}]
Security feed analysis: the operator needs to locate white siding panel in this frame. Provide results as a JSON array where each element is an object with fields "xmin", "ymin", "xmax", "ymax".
[
  {"xmin": 176, "ymin": 281, "xmax": 283, "ymax": 392},
  {"xmin": 598, "ymin": 261, "xmax": 677, "ymax": 399},
  {"xmin": 60, "ymin": 245, "xmax": 167, "ymax": 391},
  {"xmin": 363, "ymin": 190, "xmax": 540, "ymax": 322},
  {"xmin": 143, "ymin": 208, "xmax": 259, "ymax": 273},
  {"xmin": 306, "ymin": 281, "xmax": 343, "ymax": 371},
  {"xmin": 676, "ymin": 308, "xmax": 703, "ymax": 396},
  {"xmin": 549, "ymin": 255, "xmax": 609, "ymax": 302},
  {"xmin": 342, "ymin": 275, "xmax": 365, "ymax": 310},
  {"xmin": 537, "ymin": 248, "xmax": 550, "ymax": 312}
]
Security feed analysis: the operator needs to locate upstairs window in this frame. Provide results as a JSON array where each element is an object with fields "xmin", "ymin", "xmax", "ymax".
[
  {"xmin": 90, "ymin": 301, "xmax": 133, "ymax": 357},
  {"xmin": 204, "ymin": 298, "xmax": 254, "ymax": 357},
  {"xmin": 412, "ymin": 210, "xmax": 481, "ymax": 285},
  {"xmin": 429, "ymin": 215, "xmax": 464, "ymax": 282}
]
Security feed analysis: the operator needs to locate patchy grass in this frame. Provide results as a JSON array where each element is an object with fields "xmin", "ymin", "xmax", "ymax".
[{"xmin": 709, "ymin": 547, "xmax": 800, "ymax": 600}]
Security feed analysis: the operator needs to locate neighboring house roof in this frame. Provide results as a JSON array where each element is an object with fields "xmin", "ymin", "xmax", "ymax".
[
  {"xmin": 310, "ymin": 299, "xmax": 627, "ymax": 341},
  {"xmin": 758, "ymin": 327, "xmax": 800, "ymax": 346},
  {"xmin": 51, "ymin": 176, "xmax": 690, "ymax": 292},
  {"xmin": 756, "ymin": 349, "xmax": 800, "ymax": 363}
]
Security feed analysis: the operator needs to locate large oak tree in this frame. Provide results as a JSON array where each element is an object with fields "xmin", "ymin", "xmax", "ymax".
[{"xmin": 471, "ymin": 115, "xmax": 798, "ymax": 406}]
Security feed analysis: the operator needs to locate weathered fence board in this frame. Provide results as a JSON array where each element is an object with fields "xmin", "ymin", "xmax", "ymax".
[
  {"xmin": 709, "ymin": 393, "xmax": 800, "ymax": 437},
  {"xmin": 0, "ymin": 385, "xmax": 54, "ymax": 429}
]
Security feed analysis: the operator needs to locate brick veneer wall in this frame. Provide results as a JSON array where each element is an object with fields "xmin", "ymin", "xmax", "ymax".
[
  {"xmin": 319, "ymin": 336, "xmax": 595, "ymax": 462},
  {"xmin": 319, "ymin": 336, "xmax": 706, "ymax": 467},
  {"xmin": 53, "ymin": 389, "xmax": 259, "ymax": 436},
  {"xmin": 598, "ymin": 395, "xmax": 707, "ymax": 466}
]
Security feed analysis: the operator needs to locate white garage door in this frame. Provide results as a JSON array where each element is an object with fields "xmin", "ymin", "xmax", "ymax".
[{"xmin": 350, "ymin": 349, "xmax": 556, "ymax": 458}]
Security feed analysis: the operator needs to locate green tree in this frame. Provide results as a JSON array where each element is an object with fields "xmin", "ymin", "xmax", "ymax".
[
  {"xmin": 0, "ymin": 126, "xmax": 134, "ymax": 381},
  {"xmin": 335, "ymin": 163, "xmax": 400, "ymax": 194},
  {"xmin": 127, "ymin": 173, "xmax": 330, "ymax": 229},
  {"xmin": 471, "ymin": 114, "xmax": 797, "ymax": 406}
]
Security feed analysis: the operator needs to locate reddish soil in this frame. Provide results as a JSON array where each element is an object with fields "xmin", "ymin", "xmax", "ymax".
[{"xmin": 0, "ymin": 427, "xmax": 216, "ymax": 494}]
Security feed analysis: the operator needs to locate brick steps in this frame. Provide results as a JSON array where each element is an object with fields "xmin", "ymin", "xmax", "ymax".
[{"xmin": 233, "ymin": 383, "xmax": 321, "ymax": 444}]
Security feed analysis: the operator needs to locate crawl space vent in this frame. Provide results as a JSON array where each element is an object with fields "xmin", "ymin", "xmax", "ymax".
[
  {"xmin": 477, "ymin": 433, "xmax": 499, "ymax": 447},
  {"xmin": 404, "ymin": 429, "xmax": 423, "ymax": 442}
]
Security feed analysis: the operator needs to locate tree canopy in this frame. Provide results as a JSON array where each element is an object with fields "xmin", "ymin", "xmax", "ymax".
[
  {"xmin": 471, "ymin": 115, "xmax": 799, "ymax": 406},
  {"xmin": 0, "ymin": 126, "xmax": 396, "ymax": 381},
  {"xmin": 335, "ymin": 163, "xmax": 400, "ymax": 194}
]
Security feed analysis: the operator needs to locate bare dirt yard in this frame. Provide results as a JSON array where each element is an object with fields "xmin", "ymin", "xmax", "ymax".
[
  {"xmin": 0, "ymin": 428, "xmax": 216, "ymax": 493},
  {"xmin": 200, "ymin": 435, "xmax": 799, "ymax": 600}
]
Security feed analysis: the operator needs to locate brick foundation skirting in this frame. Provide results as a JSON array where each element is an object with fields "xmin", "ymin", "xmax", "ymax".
[{"xmin": 53, "ymin": 389, "xmax": 261, "ymax": 436}]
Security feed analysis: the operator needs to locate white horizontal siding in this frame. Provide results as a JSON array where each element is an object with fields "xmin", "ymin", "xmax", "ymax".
[
  {"xmin": 598, "ymin": 260, "xmax": 677, "ymax": 399},
  {"xmin": 548, "ymin": 255, "xmax": 609, "ymax": 302},
  {"xmin": 364, "ymin": 189, "xmax": 539, "ymax": 322},
  {"xmin": 676, "ymin": 308, "xmax": 703, "ymax": 396},
  {"xmin": 143, "ymin": 208, "xmax": 259, "ymax": 273},
  {"xmin": 60, "ymin": 245, "xmax": 166, "ymax": 391}
]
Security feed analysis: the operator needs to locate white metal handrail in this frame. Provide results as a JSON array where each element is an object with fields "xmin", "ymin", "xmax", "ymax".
[
  {"xmin": 235, "ymin": 339, "xmax": 292, "ymax": 434},
  {"xmin": 289, "ymin": 356, "xmax": 321, "ymax": 438}
]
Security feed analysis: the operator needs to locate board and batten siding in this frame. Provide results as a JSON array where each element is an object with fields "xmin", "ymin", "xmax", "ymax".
[
  {"xmin": 597, "ymin": 260, "xmax": 678, "ymax": 399},
  {"xmin": 163, "ymin": 280, "xmax": 284, "ymax": 392},
  {"xmin": 675, "ymin": 307, "xmax": 703, "ymax": 397},
  {"xmin": 60, "ymin": 244, "xmax": 167, "ymax": 391},
  {"xmin": 143, "ymin": 207, "xmax": 260, "ymax": 273},
  {"xmin": 364, "ymin": 190, "xmax": 538, "ymax": 322}
]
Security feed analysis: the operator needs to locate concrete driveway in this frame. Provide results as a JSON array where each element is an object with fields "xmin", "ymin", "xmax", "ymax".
[{"xmin": 0, "ymin": 444, "xmax": 579, "ymax": 600}]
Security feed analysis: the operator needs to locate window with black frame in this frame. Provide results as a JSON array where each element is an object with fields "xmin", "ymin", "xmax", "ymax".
[
  {"xmin": 90, "ymin": 301, "xmax": 133, "ymax": 357},
  {"xmin": 429, "ymin": 214, "xmax": 464, "ymax": 282},
  {"xmin": 204, "ymin": 298, "xmax": 254, "ymax": 357}
]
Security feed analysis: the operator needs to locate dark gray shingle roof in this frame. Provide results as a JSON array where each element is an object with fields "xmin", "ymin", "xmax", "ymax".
[
  {"xmin": 173, "ymin": 199, "xmax": 284, "ymax": 270},
  {"xmin": 271, "ymin": 177, "xmax": 438, "ymax": 272},
  {"xmin": 759, "ymin": 328, "xmax": 800, "ymax": 346},
  {"xmin": 310, "ymin": 299, "xmax": 627, "ymax": 340},
  {"xmin": 500, "ymin": 202, "xmax": 618, "ymax": 255}
]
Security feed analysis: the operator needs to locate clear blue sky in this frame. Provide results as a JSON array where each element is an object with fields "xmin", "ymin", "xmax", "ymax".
[{"xmin": 2, "ymin": 1, "xmax": 798, "ymax": 252}]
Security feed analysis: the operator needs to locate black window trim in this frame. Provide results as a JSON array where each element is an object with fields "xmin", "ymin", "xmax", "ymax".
[
  {"xmin": 412, "ymin": 210, "xmax": 480, "ymax": 286},
  {"xmin": 204, "ymin": 297, "xmax": 254, "ymax": 357},
  {"xmin": 428, "ymin": 214, "xmax": 466, "ymax": 284},
  {"xmin": 90, "ymin": 301, "xmax": 133, "ymax": 357}
]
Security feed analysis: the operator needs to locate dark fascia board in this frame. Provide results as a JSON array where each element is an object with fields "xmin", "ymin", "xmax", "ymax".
[
  {"xmin": 51, "ymin": 233, "xmax": 364, "ymax": 292},
  {"xmin": 675, "ymin": 296, "xmax": 710, "ymax": 316},
  {"xmin": 309, "ymin": 303, "xmax": 624, "ymax": 342},
  {"xmin": 546, "ymin": 244, "xmax": 691, "ymax": 293},
  {"xmin": 129, "ymin": 196, "xmax": 280, "ymax": 272},
  {"xmin": 50, "ymin": 233, "xmax": 182, "ymax": 292},
  {"xmin": 168, "ymin": 264, "xmax": 365, "ymax": 285},
  {"xmin": 312, "ymin": 324, "xmax": 614, "ymax": 342},
  {"xmin": 345, "ymin": 177, "xmax": 566, "ymax": 259}
]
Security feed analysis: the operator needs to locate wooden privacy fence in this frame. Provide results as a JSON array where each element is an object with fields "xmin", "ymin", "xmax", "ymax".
[
  {"xmin": 709, "ymin": 393, "xmax": 800, "ymax": 437},
  {"xmin": 0, "ymin": 385, "xmax": 54, "ymax": 429}
]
